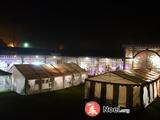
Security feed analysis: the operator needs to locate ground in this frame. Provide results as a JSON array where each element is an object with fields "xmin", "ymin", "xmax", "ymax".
[{"xmin": 0, "ymin": 84, "xmax": 160, "ymax": 120}]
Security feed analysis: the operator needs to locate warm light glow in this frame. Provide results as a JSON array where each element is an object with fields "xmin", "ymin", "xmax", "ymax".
[
  {"xmin": 80, "ymin": 64, "xmax": 87, "ymax": 69},
  {"xmin": 149, "ymin": 55, "xmax": 160, "ymax": 68},
  {"xmin": 146, "ymin": 79, "xmax": 151, "ymax": 82},
  {"xmin": 53, "ymin": 56, "xmax": 56, "ymax": 59},
  {"xmin": 105, "ymin": 58, "xmax": 109, "ymax": 61},
  {"xmin": 134, "ymin": 57, "xmax": 140, "ymax": 63},
  {"xmin": 150, "ymin": 55, "xmax": 160, "ymax": 63},
  {"xmin": 45, "ymin": 64, "xmax": 54, "ymax": 68},
  {"xmin": 8, "ymin": 43, "xmax": 15, "ymax": 47},
  {"xmin": 129, "ymin": 58, "xmax": 134, "ymax": 61}
]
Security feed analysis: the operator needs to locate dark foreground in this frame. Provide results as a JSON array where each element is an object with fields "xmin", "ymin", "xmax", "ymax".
[{"xmin": 0, "ymin": 84, "xmax": 160, "ymax": 120}]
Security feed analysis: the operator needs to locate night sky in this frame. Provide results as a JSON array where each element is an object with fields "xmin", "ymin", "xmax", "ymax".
[{"xmin": 0, "ymin": 1, "xmax": 160, "ymax": 55}]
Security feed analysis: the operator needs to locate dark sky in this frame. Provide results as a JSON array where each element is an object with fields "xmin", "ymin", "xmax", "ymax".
[{"xmin": 0, "ymin": 1, "xmax": 160, "ymax": 55}]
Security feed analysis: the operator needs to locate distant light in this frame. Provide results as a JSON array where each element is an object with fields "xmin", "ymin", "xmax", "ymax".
[
  {"xmin": 23, "ymin": 42, "xmax": 29, "ymax": 48},
  {"xmin": 14, "ymin": 55, "xmax": 17, "ymax": 58},
  {"xmin": 80, "ymin": 64, "xmax": 87, "ymax": 69},
  {"xmin": 146, "ymin": 79, "xmax": 151, "ymax": 82},
  {"xmin": 53, "ymin": 56, "xmax": 56, "ymax": 59},
  {"xmin": 36, "ymin": 56, "xmax": 39, "ymax": 58},
  {"xmin": 0, "ymin": 61, "xmax": 7, "ymax": 67},
  {"xmin": 8, "ymin": 43, "xmax": 15, "ymax": 47},
  {"xmin": 105, "ymin": 58, "xmax": 109, "ymax": 61},
  {"xmin": 85, "ymin": 57, "xmax": 89, "ymax": 60},
  {"xmin": 32, "ymin": 62, "xmax": 43, "ymax": 65},
  {"xmin": 129, "ymin": 58, "xmax": 134, "ymax": 61},
  {"xmin": 149, "ymin": 55, "xmax": 160, "ymax": 68}
]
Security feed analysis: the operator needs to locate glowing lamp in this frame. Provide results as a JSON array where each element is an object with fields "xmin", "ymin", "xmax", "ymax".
[{"xmin": 23, "ymin": 42, "xmax": 29, "ymax": 48}]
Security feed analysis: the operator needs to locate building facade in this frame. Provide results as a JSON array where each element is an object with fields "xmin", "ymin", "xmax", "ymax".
[{"xmin": 124, "ymin": 45, "xmax": 160, "ymax": 72}]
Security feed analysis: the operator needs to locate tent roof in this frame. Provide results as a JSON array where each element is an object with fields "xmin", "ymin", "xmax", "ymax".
[
  {"xmin": 41, "ymin": 64, "xmax": 61, "ymax": 75},
  {"xmin": 87, "ymin": 72, "xmax": 137, "ymax": 85},
  {"xmin": 53, "ymin": 64, "xmax": 73, "ymax": 74},
  {"xmin": 13, "ymin": 63, "xmax": 86, "ymax": 80},
  {"xmin": 63, "ymin": 63, "xmax": 86, "ymax": 73},
  {"xmin": 69, "ymin": 63, "xmax": 86, "ymax": 73},
  {"xmin": 0, "ymin": 69, "xmax": 11, "ymax": 75},
  {"xmin": 131, "ymin": 69, "xmax": 159, "ymax": 81},
  {"xmin": 86, "ymin": 69, "xmax": 160, "ymax": 86}
]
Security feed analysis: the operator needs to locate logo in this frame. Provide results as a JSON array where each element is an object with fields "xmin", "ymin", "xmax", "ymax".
[
  {"xmin": 103, "ymin": 106, "xmax": 130, "ymax": 114},
  {"xmin": 85, "ymin": 101, "xmax": 101, "ymax": 117}
]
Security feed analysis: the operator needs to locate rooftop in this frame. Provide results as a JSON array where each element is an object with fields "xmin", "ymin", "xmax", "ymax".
[{"xmin": 0, "ymin": 69, "xmax": 11, "ymax": 75}]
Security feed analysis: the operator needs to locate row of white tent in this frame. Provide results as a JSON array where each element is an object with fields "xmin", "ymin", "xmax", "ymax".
[{"xmin": 9, "ymin": 63, "xmax": 88, "ymax": 95}]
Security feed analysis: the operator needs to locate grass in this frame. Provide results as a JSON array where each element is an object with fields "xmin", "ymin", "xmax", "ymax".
[
  {"xmin": 0, "ymin": 84, "xmax": 160, "ymax": 120},
  {"xmin": 0, "ymin": 84, "xmax": 85, "ymax": 120}
]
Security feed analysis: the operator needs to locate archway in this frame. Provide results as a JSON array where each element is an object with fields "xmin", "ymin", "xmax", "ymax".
[{"xmin": 133, "ymin": 50, "xmax": 160, "ymax": 71}]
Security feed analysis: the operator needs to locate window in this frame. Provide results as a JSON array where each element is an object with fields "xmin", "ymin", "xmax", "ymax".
[{"xmin": 35, "ymin": 80, "xmax": 40, "ymax": 84}]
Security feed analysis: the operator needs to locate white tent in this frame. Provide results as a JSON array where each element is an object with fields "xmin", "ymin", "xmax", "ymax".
[
  {"xmin": 9, "ymin": 63, "xmax": 88, "ymax": 95},
  {"xmin": 53, "ymin": 64, "xmax": 74, "ymax": 88},
  {"xmin": 0, "ymin": 70, "xmax": 12, "ymax": 92},
  {"xmin": 41, "ymin": 64, "xmax": 63, "ymax": 91},
  {"xmin": 69, "ymin": 63, "xmax": 88, "ymax": 82},
  {"xmin": 59, "ymin": 63, "xmax": 82, "ymax": 86},
  {"xmin": 84, "ymin": 69, "xmax": 160, "ymax": 109}
]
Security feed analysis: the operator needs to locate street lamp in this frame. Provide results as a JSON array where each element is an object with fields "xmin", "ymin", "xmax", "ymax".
[{"xmin": 23, "ymin": 42, "xmax": 29, "ymax": 48}]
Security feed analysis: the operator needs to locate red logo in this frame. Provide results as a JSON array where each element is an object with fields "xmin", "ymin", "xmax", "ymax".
[{"xmin": 85, "ymin": 101, "xmax": 101, "ymax": 117}]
